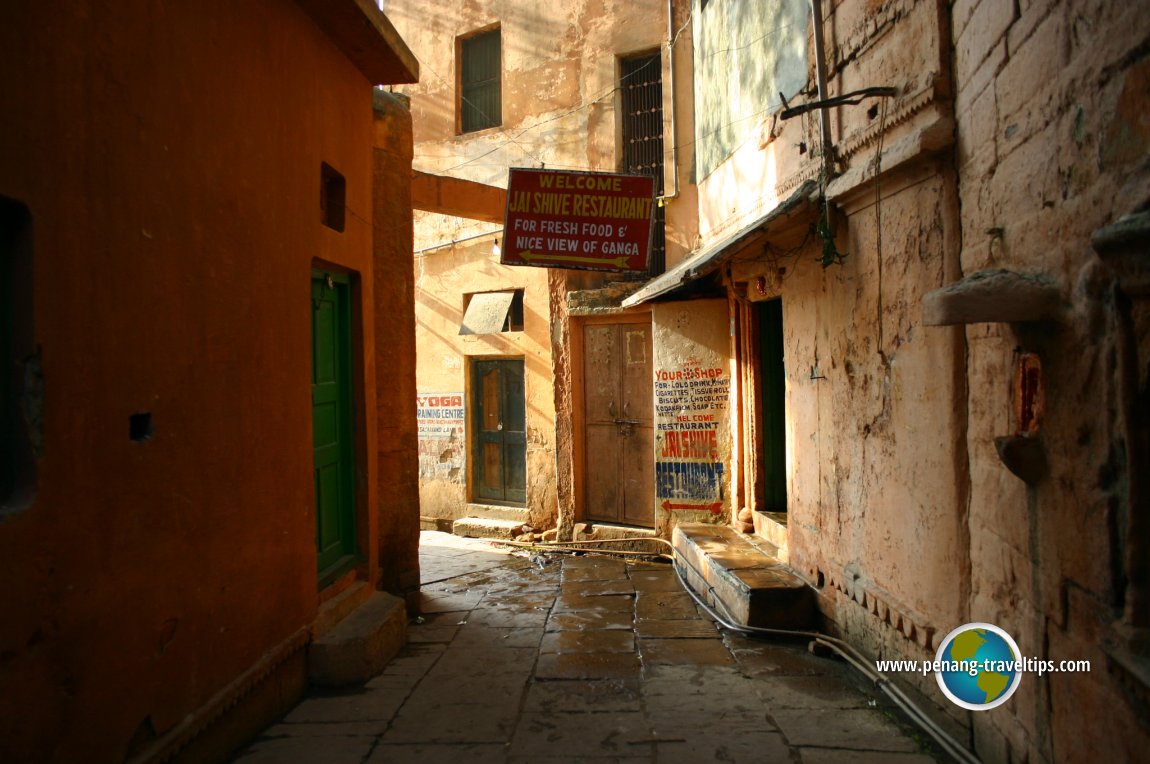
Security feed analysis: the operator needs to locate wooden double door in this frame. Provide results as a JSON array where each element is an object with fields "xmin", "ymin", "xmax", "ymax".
[{"xmin": 583, "ymin": 321, "xmax": 654, "ymax": 527}]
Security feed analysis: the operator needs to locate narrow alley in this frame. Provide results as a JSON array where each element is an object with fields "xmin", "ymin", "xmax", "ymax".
[
  {"xmin": 234, "ymin": 533, "xmax": 940, "ymax": 763},
  {"xmin": 4, "ymin": 2, "xmax": 1149, "ymax": 762}
]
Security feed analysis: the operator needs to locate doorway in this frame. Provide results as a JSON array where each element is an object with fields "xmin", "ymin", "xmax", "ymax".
[
  {"xmin": 471, "ymin": 358, "xmax": 527, "ymax": 504},
  {"xmin": 758, "ymin": 299, "xmax": 787, "ymax": 512},
  {"xmin": 583, "ymin": 321, "xmax": 654, "ymax": 527},
  {"xmin": 311, "ymin": 271, "xmax": 358, "ymax": 583}
]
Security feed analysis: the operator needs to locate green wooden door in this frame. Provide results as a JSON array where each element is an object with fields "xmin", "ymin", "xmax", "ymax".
[
  {"xmin": 312, "ymin": 272, "xmax": 357, "ymax": 581},
  {"xmin": 473, "ymin": 359, "xmax": 526, "ymax": 504}
]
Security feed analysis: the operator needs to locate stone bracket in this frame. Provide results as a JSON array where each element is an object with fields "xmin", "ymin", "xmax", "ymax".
[{"xmin": 922, "ymin": 268, "xmax": 1064, "ymax": 326}]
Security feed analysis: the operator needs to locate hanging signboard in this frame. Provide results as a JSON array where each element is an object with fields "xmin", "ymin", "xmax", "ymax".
[{"xmin": 501, "ymin": 168, "xmax": 656, "ymax": 273}]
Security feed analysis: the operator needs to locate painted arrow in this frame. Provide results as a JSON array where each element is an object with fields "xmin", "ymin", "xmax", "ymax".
[
  {"xmin": 661, "ymin": 500, "xmax": 723, "ymax": 515},
  {"xmin": 518, "ymin": 250, "xmax": 631, "ymax": 269}
]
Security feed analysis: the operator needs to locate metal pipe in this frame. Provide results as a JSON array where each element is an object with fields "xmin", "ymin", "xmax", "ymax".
[
  {"xmin": 810, "ymin": 0, "xmax": 834, "ymax": 183},
  {"xmin": 663, "ymin": 0, "xmax": 680, "ymax": 201},
  {"xmin": 413, "ymin": 227, "xmax": 502, "ymax": 255},
  {"xmin": 672, "ymin": 557, "xmax": 981, "ymax": 764}
]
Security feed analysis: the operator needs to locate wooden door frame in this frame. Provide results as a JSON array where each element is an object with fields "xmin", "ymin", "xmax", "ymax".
[{"xmin": 571, "ymin": 311, "xmax": 653, "ymax": 526}]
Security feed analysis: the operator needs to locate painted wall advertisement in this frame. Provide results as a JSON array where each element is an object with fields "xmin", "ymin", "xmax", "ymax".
[
  {"xmin": 654, "ymin": 360, "xmax": 730, "ymax": 514},
  {"xmin": 416, "ymin": 393, "xmax": 465, "ymax": 484},
  {"xmin": 501, "ymin": 168, "xmax": 656, "ymax": 273}
]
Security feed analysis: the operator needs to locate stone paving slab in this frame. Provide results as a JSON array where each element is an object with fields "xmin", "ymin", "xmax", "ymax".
[
  {"xmin": 637, "ymin": 637, "xmax": 736, "ymax": 666},
  {"xmin": 652, "ymin": 730, "xmax": 792, "ymax": 764},
  {"xmin": 540, "ymin": 629, "xmax": 635, "ymax": 654},
  {"xmin": 234, "ymin": 735, "xmax": 375, "ymax": 764},
  {"xmin": 628, "ymin": 569, "xmax": 682, "ymax": 593},
  {"xmin": 633, "ymin": 617, "xmax": 718, "ymax": 638},
  {"xmin": 522, "ymin": 678, "xmax": 642, "ymax": 713},
  {"xmin": 366, "ymin": 743, "xmax": 508, "ymax": 764},
  {"xmin": 233, "ymin": 532, "xmax": 947, "ymax": 764},
  {"xmin": 509, "ymin": 711, "xmax": 652, "ymax": 758},
  {"xmin": 798, "ymin": 750, "xmax": 942, "ymax": 764},
  {"xmin": 770, "ymin": 708, "xmax": 924, "ymax": 752}
]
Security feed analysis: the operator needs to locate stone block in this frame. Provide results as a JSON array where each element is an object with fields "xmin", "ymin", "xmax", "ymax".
[
  {"xmin": 995, "ymin": 11, "xmax": 1067, "ymax": 146},
  {"xmin": 960, "ymin": 0, "xmax": 1015, "ymax": 73},
  {"xmin": 309, "ymin": 592, "xmax": 408, "ymax": 687},
  {"xmin": 956, "ymin": 80, "xmax": 997, "ymax": 169},
  {"xmin": 451, "ymin": 516, "xmax": 525, "ymax": 539},
  {"xmin": 672, "ymin": 523, "xmax": 815, "ymax": 630}
]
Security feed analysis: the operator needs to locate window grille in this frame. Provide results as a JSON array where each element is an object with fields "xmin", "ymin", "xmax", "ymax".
[{"xmin": 620, "ymin": 54, "xmax": 665, "ymax": 275}]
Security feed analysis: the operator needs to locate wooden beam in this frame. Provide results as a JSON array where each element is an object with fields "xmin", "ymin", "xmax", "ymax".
[{"xmin": 411, "ymin": 171, "xmax": 506, "ymax": 224}]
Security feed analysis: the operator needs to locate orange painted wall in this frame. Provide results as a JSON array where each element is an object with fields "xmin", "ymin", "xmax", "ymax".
[{"xmin": 0, "ymin": 2, "xmax": 410, "ymax": 760}]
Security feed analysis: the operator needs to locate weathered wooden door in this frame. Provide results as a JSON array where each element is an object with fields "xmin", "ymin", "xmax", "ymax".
[
  {"xmin": 472, "ymin": 359, "xmax": 526, "ymax": 504},
  {"xmin": 583, "ymin": 322, "xmax": 654, "ymax": 526},
  {"xmin": 312, "ymin": 272, "xmax": 357, "ymax": 582}
]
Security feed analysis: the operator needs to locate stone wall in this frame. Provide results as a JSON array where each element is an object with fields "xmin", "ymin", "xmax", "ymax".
[{"xmin": 952, "ymin": 0, "xmax": 1150, "ymax": 760}]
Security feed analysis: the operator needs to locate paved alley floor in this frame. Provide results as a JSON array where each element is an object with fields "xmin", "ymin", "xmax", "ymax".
[{"xmin": 234, "ymin": 532, "xmax": 943, "ymax": 763}]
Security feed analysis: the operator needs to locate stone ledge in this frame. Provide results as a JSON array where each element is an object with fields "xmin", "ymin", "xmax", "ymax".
[
  {"xmin": 465, "ymin": 503, "xmax": 532, "ymax": 523},
  {"xmin": 453, "ymin": 516, "xmax": 526, "ymax": 540},
  {"xmin": 308, "ymin": 591, "xmax": 407, "ymax": 687},
  {"xmin": 922, "ymin": 268, "xmax": 1064, "ymax": 325},
  {"xmin": 673, "ymin": 523, "xmax": 815, "ymax": 630}
]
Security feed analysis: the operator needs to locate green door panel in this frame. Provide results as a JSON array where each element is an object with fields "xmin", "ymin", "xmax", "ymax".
[{"xmin": 312, "ymin": 272, "xmax": 357, "ymax": 581}]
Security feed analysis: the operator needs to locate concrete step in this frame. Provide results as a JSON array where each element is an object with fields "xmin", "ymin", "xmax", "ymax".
[
  {"xmin": 308, "ymin": 591, "xmax": 407, "ymax": 686},
  {"xmin": 752, "ymin": 511, "xmax": 789, "ymax": 561},
  {"xmin": 452, "ymin": 516, "xmax": 526, "ymax": 540},
  {"xmin": 463, "ymin": 502, "xmax": 531, "ymax": 523},
  {"xmin": 672, "ymin": 522, "xmax": 815, "ymax": 630}
]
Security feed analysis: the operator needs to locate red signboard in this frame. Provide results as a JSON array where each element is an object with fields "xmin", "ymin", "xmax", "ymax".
[{"xmin": 501, "ymin": 168, "xmax": 656, "ymax": 273}]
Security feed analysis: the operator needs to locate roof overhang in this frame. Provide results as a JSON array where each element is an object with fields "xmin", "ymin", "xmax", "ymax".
[
  {"xmin": 621, "ymin": 180, "xmax": 819, "ymax": 308},
  {"xmin": 295, "ymin": 0, "xmax": 419, "ymax": 85}
]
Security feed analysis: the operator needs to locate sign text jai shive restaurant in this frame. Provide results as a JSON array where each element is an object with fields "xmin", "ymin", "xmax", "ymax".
[{"xmin": 501, "ymin": 168, "xmax": 656, "ymax": 273}]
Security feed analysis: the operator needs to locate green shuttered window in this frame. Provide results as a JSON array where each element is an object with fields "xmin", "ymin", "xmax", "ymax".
[{"xmin": 461, "ymin": 28, "xmax": 501, "ymax": 133}]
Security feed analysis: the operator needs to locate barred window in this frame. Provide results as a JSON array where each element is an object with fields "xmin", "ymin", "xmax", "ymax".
[{"xmin": 620, "ymin": 53, "xmax": 666, "ymax": 275}]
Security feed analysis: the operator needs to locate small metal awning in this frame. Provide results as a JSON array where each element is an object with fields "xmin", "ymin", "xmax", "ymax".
[
  {"xmin": 460, "ymin": 291, "xmax": 517, "ymax": 335},
  {"xmin": 621, "ymin": 180, "xmax": 819, "ymax": 308}
]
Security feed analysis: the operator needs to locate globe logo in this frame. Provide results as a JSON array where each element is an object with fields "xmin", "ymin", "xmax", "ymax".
[{"xmin": 934, "ymin": 622, "xmax": 1022, "ymax": 710}]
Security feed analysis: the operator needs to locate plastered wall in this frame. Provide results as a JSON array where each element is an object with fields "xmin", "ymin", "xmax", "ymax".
[
  {"xmin": 651, "ymin": 300, "xmax": 734, "ymax": 535},
  {"xmin": 692, "ymin": 0, "xmax": 971, "ymax": 727},
  {"xmin": 387, "ymin": 0, "xmax": 699, "ymax": 267},
  {"xmin": 0, "ymin": 2, "xmax": 413, "ymax": 760},
  {"xmin": 413, "ymin": 239, "xmax": 557, "ymax": 530}
]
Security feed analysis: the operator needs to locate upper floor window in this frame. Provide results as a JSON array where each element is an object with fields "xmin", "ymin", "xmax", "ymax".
[{"xmin": 460, "ymin": 28, "xmax": 502, "ymax": 133}]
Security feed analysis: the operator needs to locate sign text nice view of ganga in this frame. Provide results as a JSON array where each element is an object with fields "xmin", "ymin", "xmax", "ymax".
[{"xmin": 501, "ymin": 167, "xmax": 656, "ymax": 273}]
